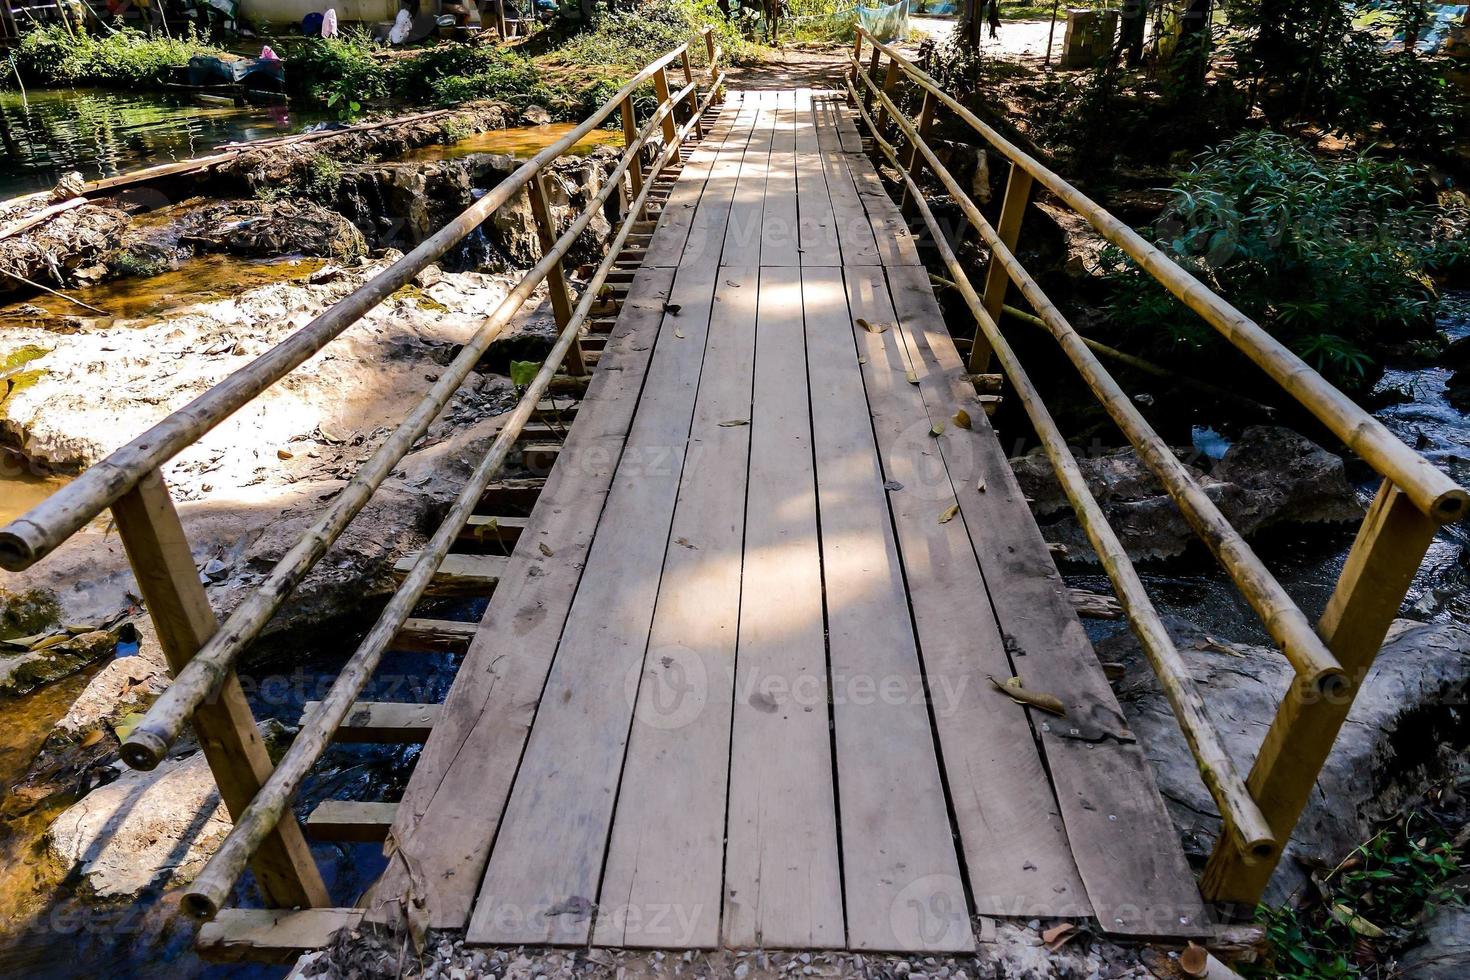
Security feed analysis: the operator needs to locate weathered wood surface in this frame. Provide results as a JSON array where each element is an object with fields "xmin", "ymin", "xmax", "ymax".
[{"xmin": 362, "ymin": 88, "xmax": 1205, "ymax": 951}]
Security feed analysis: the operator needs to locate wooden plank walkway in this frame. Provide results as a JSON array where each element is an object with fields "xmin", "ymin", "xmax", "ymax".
[{"xmin": 364, "ymin": 88, "xmax": 1205, "ymax": 951}]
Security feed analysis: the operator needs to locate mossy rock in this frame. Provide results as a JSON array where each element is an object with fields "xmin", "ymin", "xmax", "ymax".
[{"xmin": 0, "ymin": 587, "xmax": 62, "ymax": 642}]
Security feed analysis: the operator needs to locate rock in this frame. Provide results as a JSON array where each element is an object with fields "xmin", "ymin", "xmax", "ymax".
[
  {"xmin": 175, "ymin": 199, "xmax": 367, "ymax": 263},
  {"xmin": 46, "ymin": 749, "xmax": 230, "ymax": 898},
  {"xmin": 0, "ymin": 586, "xmax": 61, "ymax": 640},
  {"xmin": 1397, "ymin": 904, "xmax": 1470, "ymax": 978},
  {"xmin": 1099, "ymin": 617, "xmax": 1470, "ymax": 904},
  {"xmin": 519, "ymin": 105, "xmax": 553, "ymax": 126},
  {"xmin": 0, "ymin": 201, "xmax": 131, "ymax": 294},
  {"xmin": 1012, "ymin": 426, "xmax": 1364, "ymax": 561},
  {"xmin": 0, "ymin": 629, "xmax": 117, "ymax": 698}
]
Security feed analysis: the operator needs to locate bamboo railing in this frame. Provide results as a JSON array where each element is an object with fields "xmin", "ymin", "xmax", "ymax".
[
  {"xmin": 849, "ymin": 26, "xmax": 1466, "ymax": 907},
  {"xmin": 0, "ymin": 30, "xmax": 724, "ymax": 924}
]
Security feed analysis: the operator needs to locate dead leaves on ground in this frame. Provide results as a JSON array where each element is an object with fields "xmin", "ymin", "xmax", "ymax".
[{"xmin": 989, "ymin": 675, "xmax": 1066, "ymax": 717}]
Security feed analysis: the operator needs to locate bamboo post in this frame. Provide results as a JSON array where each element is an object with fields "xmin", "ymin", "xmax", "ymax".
[
  {"xmin": 527, "ymin": 172, "xmax": 585, "ymax": 376},
  {"xmin": 495, "ymin": 0, "xmax": 507, "ymax": 39},
  {"xmin": 851, "ymin": 32, "xmax": 863, "ymax": 86},
  {"xmin": 680, "ymin": 49, "xmax": 702, "ymax": 139},
  {"xmin": 621, "ymin": 95, "xmax": 644, "ymax": 209},
  {"xmin": 862, "ymin": 47, "xmax": 883, "ymax": 112},
  {"xmin": 974, "ymin": 163, "xmax": 1034, "ymax": 371},
  {"xmin": 703, "ymin": 26, "xmax": 715, "ymax": 63},
  {"xmin": 110, "ymin": 470, "xmax": 329, "ymax": 911},
  {"xmin": 653, "ymin": 66, "xmax": 678, "ymax": 149},
  {"xmin": 1201, "ymin": 480, "xmax": 1440, "ymax": 905},
  {"xmin": 900, "ymin": 90, "xmax": 937, "ymax": 216}
]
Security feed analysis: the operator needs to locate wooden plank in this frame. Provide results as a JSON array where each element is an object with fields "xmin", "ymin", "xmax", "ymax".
[
  {"xmin": 884, "ymin": 262, "xmax": 1205, "ymax": 937},
  {"xmin": 593, "ymin": 266, "xmax": 760, "ymax": 950},
  {"xmin": 391, "ymin": 553, "xmax": 507, "ymax": 597},
  {"xmin": 364, "ymin": 266, "xmax": 679, "ymax": 931},
  {"xmin": 828, "ymin": 96, "xmax": 922, "ymax": 267},
  {"xmin": 801, "ymin": 265, "xmax": 972, "ymax": 953},
  {"xmin": 724, "ymin": 91, "xmax": 777, "ymax": 261},
  {"xmin": 110, "ymin": 471, "xmax": 329, "ymax": 911},
  {"xmin": 760, "ymin": 90, "xmax": 801, "ymax": 268},
  {"xmin": 722, "ymin": 265, "xmax": 844, "ymax": 949},
  {"xmin": 812, "ymin": 92, "xmax": 881, "ymax": 266},
  {"xmin": 458, "ymin": 514, "xmax": 528, "ymax": 548},
  {"xmin": 644, "ymin": 91, "xmax": 745, "ymax": 268},
  {"xmin": 307, "ymin": 800, "xmax": 399, "ymax": 842},
  {"xmin": 677, "ymin": 93, "xmax": 762, "ymax": 272},
  {"xmin": 467, "ymin": 248, "xmax": 726, "ymax": 946},
  {"xmin": 303, "ymin": 701, "xmax": 439, "ymax": 743},
  {"xmin": 793, "ymin": 90, "xmax": 841, "ymax": 265},
  {"xmin": 844, "ymin": 264, "xmax": 1090, "ymax": 921},
  {"xmin": 393, "ymin": 618, "xmax": 476, "ymax": 654},
  {"xmin": 197, "ymin": 908, "xmax": 365, "ymax": 964}
]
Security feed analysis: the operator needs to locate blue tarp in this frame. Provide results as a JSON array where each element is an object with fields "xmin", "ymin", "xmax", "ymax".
[{"xmin": 857, "ymin": 0, "xmax": 909, "ymax": 41}]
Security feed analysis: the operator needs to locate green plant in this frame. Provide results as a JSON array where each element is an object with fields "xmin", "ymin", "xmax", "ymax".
[
  {"xmin": 14, "ymin": 24, "xmax": 222, "ymax": 87},
  {"xmin": 303, "ymin": 153, "xmax": 344, "ymax": 200},
  {"xmin": 1099, "ymin": 132, "xmax": 1466, "ymax": 392}
]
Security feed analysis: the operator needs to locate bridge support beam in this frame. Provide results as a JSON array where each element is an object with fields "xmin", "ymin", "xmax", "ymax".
[
  {"xmin": 1201, "ymin": 480, "xmax": 1439, "ymax": 906},
  {"xmin": 973, "ymin": 165, "xmax": 1033, "ymax": 372}
]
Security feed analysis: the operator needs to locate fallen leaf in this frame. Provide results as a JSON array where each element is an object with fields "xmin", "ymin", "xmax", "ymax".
[
  {"xmin": 664, "ymin": 302, "xmax": 682, "ymax": 315},
  {"xmin": 1041, "ymin": 923, "xmax": 1079, "ymax": 951},
  {"xmin": 80, "ymin": 729, "xmax": 106, "ymax": 748},
  {"xmin": 883, "ymin": 480, "xmax": 903, "ymax": 491},
  {"xmin": 1330, "ymin": 903, "xmax": 1385, "ymax": 938},
  {"xmin": 989, "ymin": 675, "xmax": 1066, "ymax": 717},
  {"xmin": 674, "ymin": 326, "xmax": 686, "ymax": 339},
  {"xmin": 277, "ymin": 449, "xmax": 294, "ymax": 460},
  {"xmin": 111, "ymin": 711, "xmax": 149, "ymax": 742},
  {"xmin": 857, "ymin": 355, "xmax": 868, "ymax": 365},
  {"xmin": 858, "ymin": 317, "xmax": 888, "ymax": 334},
  {"xmin": 718, "ymin": 419, "xmax": 750, "ymax": 427},
  {"xmin": 977, "ymin": 478, "xmax": 987, "ymax": 492},
  {"xmin": 953, "ymin": 408, "xmax": 972, "ymax": 430},
  {"xmin": 929, "ymin": 422, "xmax": 945, "ymax": 437},
  {"xmin": 939, "ymin": 503, "xmax": 959, "ymax": 523},
  {"xmin": 905, "ymin": 370, "xmax": 918, "ymax": 384},
  {"xmin": 538, "ymin": 542, "xmax": 554, "ymax": 557},
  {"xmin": 29, "ymin": 633, "xmax": 70, "ymax": 651}
]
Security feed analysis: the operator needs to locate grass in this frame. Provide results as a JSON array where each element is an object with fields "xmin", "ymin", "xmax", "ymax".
[{"xmin": 11, "ymin": 24, "xmax": 222, "ymax": 88}]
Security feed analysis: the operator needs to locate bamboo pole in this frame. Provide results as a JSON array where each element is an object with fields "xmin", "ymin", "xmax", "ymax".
[
  {"xmin": 860, "ymin": 69, "xmax": 1346, "ymax": 693},
  {"xmin": 0, "ymin": 196, "xmax": 84, "ymax": 240},
  {"xmin": 118, "ymin": 77, "xmax": 708, "ymax": 774},
  {"xmin": 0, "ymin": 40, "xmax": 700, "ymax": 573},
  {"xmin": 526, "ymin": 172, "xmax": 585, "ymax": 376},
  {"xmin": 1202, "ymin": 480, "xmax": 1440, "ymax": 903},
  {"xmin": 181, "ymin": 80, "xmax": 721, "ymax": 920},
  {"xmin": 847, "ymin": 83, "xmax": 1276, "ymax": 863},
  {"xmin": 110, "ymin": 470, "xmax": 330, "ymax": 909},
  {"xmin": 852, "ymin": 27, "xmax": 1468, "ymax": 525}
]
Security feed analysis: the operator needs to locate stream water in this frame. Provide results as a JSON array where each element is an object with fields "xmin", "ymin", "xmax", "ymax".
[{"xmin": 0, "ymin": 88, "xmax": 328, "ymax": 200}]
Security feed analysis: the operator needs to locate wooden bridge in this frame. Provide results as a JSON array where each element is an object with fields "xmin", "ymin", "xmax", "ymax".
[{"xmin": 1, "ymin": 28, "xmax": 1465, "ymax": 964}]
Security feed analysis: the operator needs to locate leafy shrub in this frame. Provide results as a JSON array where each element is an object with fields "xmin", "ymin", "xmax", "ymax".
[
  {"xmin": 289, "ymin": 30, "xmax": 393, "ymax": 104},
  {"xmin": 546, "ymin": 0, "xmax": 751, "ymax": 70},
  {"xmin": 15, "ymin": 24, "xmax": 221, "ymax": 87},
  {"xmin": 1100, "ymin": 132, "xmax": 1466, "ymax": 391}
]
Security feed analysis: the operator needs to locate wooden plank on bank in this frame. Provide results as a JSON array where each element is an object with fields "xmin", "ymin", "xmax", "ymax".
[
  {"xmin": 467, "ymin": 246, "xmax": 725, "ymax": 947},
  {"xmin": 197, "ymin": 908, "xmax": 365, "ymax": 964},
  {"xmin": 593, "ymin": 265, "xmax": 760, "ymax": 950},
  {"xmin": 885, "ymin": 262, "xmax": 1206, "ymax": 937},
  {"xmin": 391, "ymin": 553, "xmax": 507, "ymax": 596},
  {"xmin": 801, "ymin": 264, "xmax": 973, "ymax": 953},
  {"xmin": 364, "ymin": 265, "xmax": 679, "ymax": 931},
  {"xmin": 722, "ymin": 265, "xmax": 844, "ymax": 950},
  {"xmin": 304, "ymin": 701, "xmax": 439, "ymax": 743},
  {"xmin": 845, "ymin": 263, "xmax": 1090, "ymax": 921},
  {"xmin": 306, "ymin": 800, "xmax": 399, "ymax": 842}
]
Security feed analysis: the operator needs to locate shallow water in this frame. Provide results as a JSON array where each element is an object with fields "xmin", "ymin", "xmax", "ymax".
[
  {"xmin": 0, "ymin": 87, "xmax": 326, "ymax": 200},
  {"xmin": 0, "ymin": 254, "xmax": 326, "ymax": 325},
  {"xmin": 400, "ymin": 121, "xmax": 625, "ymax": 162}
]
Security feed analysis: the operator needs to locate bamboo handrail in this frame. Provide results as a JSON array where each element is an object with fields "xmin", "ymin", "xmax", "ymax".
[
  {"xmin": 846, "ymin": 84, "xmax": 1278, "ymax": 863},
  {"xmin": 118, "ymin": 74, "xmax": 705, "ymax": 773},
  {"xmin": 857, "ymin": 70, "xmax": 1346, "ymax": 695},
  {"xmin": 0, "ymin": 33, "xmax": 708, "ymax": 573},
  {"xmin": 853, "ymin": 27, "xmax": 1468, "ymax": 526},
  {"xmin": 182, "ymin": 68, "xmax": 725, "ymax": 921}
]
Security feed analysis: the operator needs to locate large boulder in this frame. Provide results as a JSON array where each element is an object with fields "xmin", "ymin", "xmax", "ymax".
[
  {"xmin": 1397, "ymin": 905, "xmax": 1470, "ymax": 978},
  {"xmin": 1099, "ymin": 617, "xmax": 1470, "ymax": 904},
  {"xmin": 1012, "ymin": 426, "xmax": 1365, "ymax": 561}
]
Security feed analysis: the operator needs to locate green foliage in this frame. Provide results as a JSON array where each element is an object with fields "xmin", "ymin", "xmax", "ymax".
[
  {"xmin": 439, "ymin": 117, "xmax": 473, "ymax": 144},
  {"xmin": 548, "ymin": 0, "xmax": 750, "ymax": 70},
  {"xmin": 289, "ymin": 29, "xmax": 393, "ymax": 105},
  {"xmin": 14, "ymin": 24, "xmax": 221, "ymax": 87},
  {"xmin": 1100, "ymin": 132, "xmax": 1465, "ymax": 392},
  {"xmin": 509, "ymin": 360, "xmax": 542, "ymax": 388},
  {"xmin": 303, "ymin": 153, "xmax": 344, "ymax": 201},
  {"xmin": 1249, "ymin": 814, "xmax": 1465, "ymax": 979},
  {"xmin": 1225, "ymin": 0, "xmax": 1457, "ymax": 152}
]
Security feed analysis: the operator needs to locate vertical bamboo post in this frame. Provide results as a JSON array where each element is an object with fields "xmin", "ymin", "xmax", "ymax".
[
  {"xmin": 972, "ymin": 163, "xmax": 1035, "ymax": 371},
  {"xmin": 900, "ymin": 90, "xmax": 937, "ymax": 216},
  {"xmin": 620, "ymin": 95, "xmax": 644, "ymax": 211},
  {"xmin": 1201, "ymin": 480, "xmax": 1440, "ymax": 905},
  {"xmin": 872, "ymin": 58, "xmax": 902, "ymax": 140},
  {"xmin": 862, "ymin": 47, "xmax": 883, "ymax": 112},
  {"xmin": 110, "ymin": 470, "xmax": 329, "ymax": 911},
  {"xmin": 851, "ymin": 33, "xmax": 863, "ymax": 87},
  {"xmin": 704, "ymin": 27, "xmax": 716, "ymax": 63},
  {"xmin": 527, "ymin": 172, "xmax": 585, "ymax": 376},
  {"xmin": 680, "ymin": 49, "xmax": 703, "ymax": 139},
  {"xmin": 495, "ymin": 0, "xmax": 507, "ymax": 40},
  {"xmin": 653, "ymin": 66, "xmax": 678, "ymax": 149}
]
